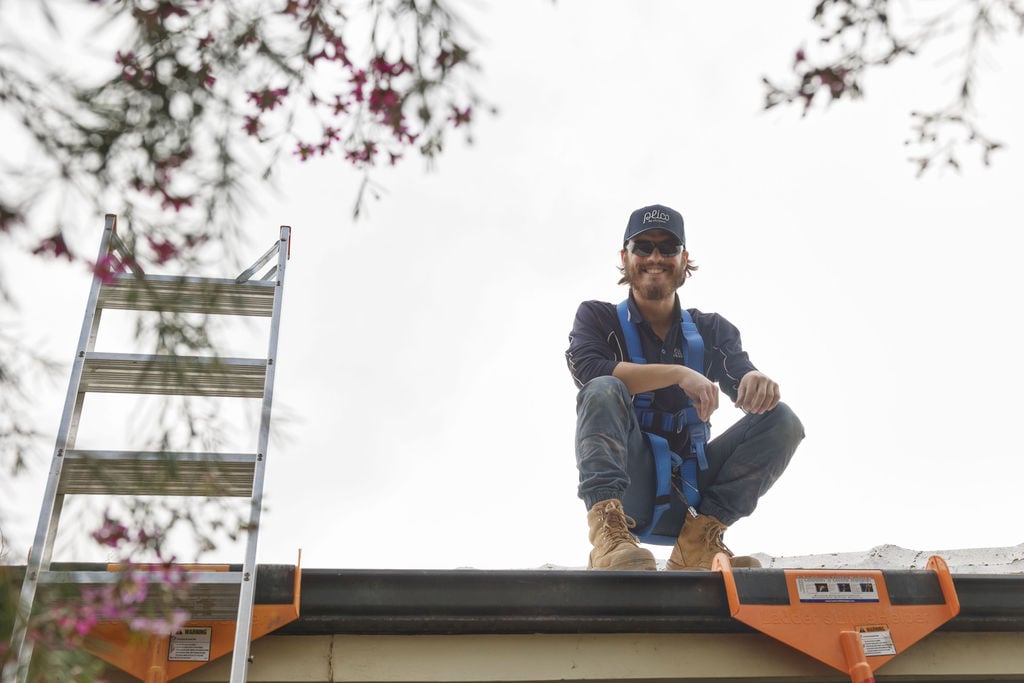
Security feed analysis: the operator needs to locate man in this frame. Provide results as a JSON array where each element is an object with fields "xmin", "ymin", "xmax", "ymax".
[{"xmin": 566, "ymin": 204, "xmax": 804, "ymax": 570}]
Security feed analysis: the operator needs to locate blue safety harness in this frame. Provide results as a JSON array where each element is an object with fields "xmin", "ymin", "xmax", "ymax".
[{"xmin": 616, "ymin": 300, "xmax": 710, "ymax": 545}]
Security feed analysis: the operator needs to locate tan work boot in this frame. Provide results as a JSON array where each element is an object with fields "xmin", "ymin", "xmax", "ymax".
[
  {"xmin": 587, "ymin": 499, "xmax": 657, "ymax": 570},
  {"xmin": 665, "ymin": 513, "xmax": 761, "ymax": 570}
]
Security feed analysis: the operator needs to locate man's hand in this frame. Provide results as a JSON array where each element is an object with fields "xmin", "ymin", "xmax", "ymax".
[
  {"xmin": 677, "ymin": 367, "xmax": 719, "ymax": 422},
  {"xmin": 735, "ymin": 370, "xmax": 780, "ymax": 415}
]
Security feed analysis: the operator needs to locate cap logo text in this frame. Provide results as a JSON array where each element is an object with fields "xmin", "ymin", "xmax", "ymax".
[{"xmin": 643, "ymin": 209, "xmax": 671, "ymax": 224}]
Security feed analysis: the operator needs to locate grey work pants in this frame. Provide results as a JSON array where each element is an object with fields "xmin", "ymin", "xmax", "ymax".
[{"xmin": 575, "ymin": 375, "xmax": 804, "ymax": 527}]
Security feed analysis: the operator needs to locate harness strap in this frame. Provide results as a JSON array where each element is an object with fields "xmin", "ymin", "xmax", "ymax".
[
  {"xmin": 636, "ymin": 432, "xmax": 683, "ymax": 540},
  {"xmin": 616, "ymin": 299, "xmax": 709, "ymax": 505},
  {"xmin": 677, "ymin": 308, "xmax": 711, "ymax": 470},
  {"xmin": 635, "ymin": 433, "xmax": 704, "ymax": 541},
  {"xmin": 616, "ymin": 300, "xmax": 709, "ymax": 458}
]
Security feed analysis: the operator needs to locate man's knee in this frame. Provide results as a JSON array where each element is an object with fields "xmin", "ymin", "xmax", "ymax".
[
  {"xmin": 576, "ymin": 375, "xmax": 631, "ymax": 410},
  {"xmin": 767, "ymin": 402, "xmax": 805, "ymax": 447}
]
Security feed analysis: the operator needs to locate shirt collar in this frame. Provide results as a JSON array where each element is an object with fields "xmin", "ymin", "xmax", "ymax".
[{"xmin": 626, "ymin": 290, "xmax": 682, "ymax": 326}]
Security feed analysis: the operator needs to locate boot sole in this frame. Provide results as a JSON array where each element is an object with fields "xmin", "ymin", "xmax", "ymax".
[
  {"xmin": 602, "ymin": 558, "xmax": 657, "ymax": 571},
  {"xmin": 665, "ymin": 561, "xmax": 708, "ymax": 571},
  {"xmin": 666, "ymin": 560, "xmax": 762, "ymax": 570}
]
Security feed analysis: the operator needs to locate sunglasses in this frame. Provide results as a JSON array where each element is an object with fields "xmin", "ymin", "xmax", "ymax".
[{"xmin": 626, "ymin": 240, "xmax": 683, "ymax": 257}]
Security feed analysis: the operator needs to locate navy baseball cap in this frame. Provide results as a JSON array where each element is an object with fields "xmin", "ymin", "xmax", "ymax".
[{"xmin": 623, "ymin": 204, "xmax": 685, "ymax": 246}]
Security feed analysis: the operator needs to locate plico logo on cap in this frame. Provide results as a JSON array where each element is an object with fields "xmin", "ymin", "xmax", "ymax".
[
  {"xmin": 624, "ymin": 204, "xmax": 685, "ymax": 245},
  {"xmin": 643, "ymin": 209, "xmax": 671, "ymax": 225}
]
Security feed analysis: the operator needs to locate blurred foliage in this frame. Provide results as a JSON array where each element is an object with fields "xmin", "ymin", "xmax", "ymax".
[
  {"xmin": 1, "ymin": 2, "xmax": 487, "ymax": 678},
  {"xmin": 764, "ymin": 0, "xmax": 1024, "ymax": 174}
]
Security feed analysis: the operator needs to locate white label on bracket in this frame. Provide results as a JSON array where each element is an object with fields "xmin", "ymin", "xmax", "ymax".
[
  {"xmin": 168, "ymin": 626, "xmax": 212, "ymax": 662},
  {"xmin": 859, "ymin": 626, "xmax": 897, "ymax": 657},
  {"xmin": 796, "ymin": 576, "xmax": 880, "ymax": 603}
]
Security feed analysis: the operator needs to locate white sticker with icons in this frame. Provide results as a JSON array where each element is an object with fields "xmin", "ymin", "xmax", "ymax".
[{"xmin": 796, "ymin": 576, "xmax": 880, "ymax": 603}]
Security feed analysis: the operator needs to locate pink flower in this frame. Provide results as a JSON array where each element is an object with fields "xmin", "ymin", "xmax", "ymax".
[
  {"xmin": 161, "ymin": 564, "xmax": 187, "ymax": 587},
  {"xmin": 128, "ymin": 608, "xmax": 190, "ymax": 637},
  {"xmin": 92, "ymin": 516, "xmax": 130, "ymax": 547},
  {"xmin": 310, "ymin": 36, "xmax": 349, "ymax": 65},
  {"xmin": 146, "ymin": 236, "xmax": 178, "ymax": 264},
  {"xmin": 344, "ymin": 141, "xmax": 377, "ymax": 164},
  {"xmin": 198, "ymin": 64, "xmax": 216, "ymax": 89},
  {"xmin": 371, "ymin": 56, "xmax": 410, "ymax": 77},
  {"xmin": 120, "ymin": 573, "xmax": 150, "ymax": 605},
  {"xmin": 330, "ymin": 94, "xmax": 349, "ymax": 115},
  {"xmin": 450, "ymin": 105, "xmax": 472, "ymax": 127},
  {"xmin": 435, "ymin": 45, "xmax": 469, "ymax": 70},
  {"xmin": 156, "ymin": 3, "xmax": 188, "ymax": 20},
  {"xmin": 368, "ymin": 86, "xmax": 399, "ymax": 111},
  {"xmin": 243, "ymin": 115, "xmax": 263, "ymax": 137},
  {"xmin": 325, "ymin": 37, "xmax": 348, "ymax": 64},
  {"xmin": 247, "ymin": 87, "xmax": 290, "ymax": 111},
  {"xmin": 32, "ymin": 232, "xmax": 74, "ymax": 261},
  {"xmin": 90, "ymin": 254, "xmax": 128, "ymax": 284},
  {"xmin": 349, "ymin": 70, "xmax": 367, "ymax": 102},
  {"xmin": 115, "ymin": 49, "xmax": 153, "ymax": 85},
  {"xmin": 74, "ymin": 614, "xmax": 98, "ymax": 637},
  {"xmin": 158, "ymin": 190, "xmax": 194, "ymax": 212}
]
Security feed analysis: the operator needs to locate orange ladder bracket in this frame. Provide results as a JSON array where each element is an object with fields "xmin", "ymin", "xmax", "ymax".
[
  {"xmin": 83, "ymin": 558, "xmax": 301, "ymax": 683},
  {"xmin": 714, "ymin": 553, "xmax": 959, "ymax": 683}
]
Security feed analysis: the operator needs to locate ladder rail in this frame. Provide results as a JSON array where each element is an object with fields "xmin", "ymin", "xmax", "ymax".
[
  {"xmin": 5, "ymin": 215, "xmax": 118, "ymax": 683},
  {"xmin": 229, "ymin": 225, "xmax": 290, "ymax": 683}
]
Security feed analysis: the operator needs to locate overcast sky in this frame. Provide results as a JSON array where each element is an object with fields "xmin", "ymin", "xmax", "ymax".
[{"xmin": 5, "ymin": 1, "xmax": 1024, "ymax": 570}]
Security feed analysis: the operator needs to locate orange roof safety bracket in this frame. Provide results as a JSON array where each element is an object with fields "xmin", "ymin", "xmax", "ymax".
[
  {"xmin": 84, "ymin": 552, "xmax": 302, "ymax": 682},
  {"xmin": 713, "ymin": 552, "xmax": 959, "ymax": 683}
]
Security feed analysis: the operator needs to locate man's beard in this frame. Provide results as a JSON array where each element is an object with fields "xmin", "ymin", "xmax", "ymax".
[{"xmin": 623, "ymin": 260, "xmax": 686, "ymax": 300}]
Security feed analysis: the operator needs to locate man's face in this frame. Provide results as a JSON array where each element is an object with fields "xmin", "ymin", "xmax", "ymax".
[{"xmin": 620, "ymin": 229, "xmax": 688, "ymax": 301}]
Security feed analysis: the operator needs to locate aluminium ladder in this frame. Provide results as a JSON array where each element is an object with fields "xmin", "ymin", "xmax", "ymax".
[{"xmin": 5, "ymin": 214, "xmax": 291, "ymax": 682}]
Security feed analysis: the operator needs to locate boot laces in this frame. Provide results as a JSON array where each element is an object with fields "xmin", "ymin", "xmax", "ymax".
[
  {"xmin": 601, "ymin": 505, "xmax": 640, "ymax": 546},
  {"xmin": 703, "ymin": 518, "xmax": 733, "ymax": 557}
]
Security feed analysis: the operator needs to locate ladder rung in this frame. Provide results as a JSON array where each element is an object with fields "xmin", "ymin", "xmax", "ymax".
[
  {"xmin": 98, "ymin": 274, "xmax": 276, "ymax": 316},
  {"xmin": 38, "ymin": 570, "xmax": 245, "ymax": 621},
  {"xmin": 58, "ymin": 450, "xmax": 258, "ymax": 497},
  {"xmin": 38, "ymin": 570, "xmax": 243, "ymax": 586},
  {"xmin": 81, "ymin": 353, "xmax": 267, "ymax": 397}
]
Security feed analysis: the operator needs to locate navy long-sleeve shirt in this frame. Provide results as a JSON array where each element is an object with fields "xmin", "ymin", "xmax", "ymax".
[{"xmin": 566, "ymin": 293, "xmax": 758, "ymax": 453}]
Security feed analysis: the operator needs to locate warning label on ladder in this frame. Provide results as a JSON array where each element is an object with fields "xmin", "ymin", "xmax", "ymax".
[
  {"xmin": 796, "ymin": 576, "xmax": 880, "ymax": 603},
  {"xmin": 168, "ymin": 627, "xmax": 213, "ymax": 662}
]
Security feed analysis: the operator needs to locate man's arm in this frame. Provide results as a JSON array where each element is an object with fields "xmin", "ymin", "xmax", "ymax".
[
  {"xmin": 692, "ymin": 310, "xmax": 781, "ymax": 416},
  {"xmin": 566, "ymin": 302, "xmax": 621, "ymax": 388},
  {"xmin": 612, "ymin": 361, "xmax": 719, "ymax": 422},
  {"xmin": 696, "ymin": 310, "xmax": 757, "ymax": 403}
]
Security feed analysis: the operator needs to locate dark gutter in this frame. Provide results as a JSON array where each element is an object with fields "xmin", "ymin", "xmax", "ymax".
[
  {"xmin": 281, "ymin": 568, "xmax": 1024, "ymax": 636},
  {"xmin": 5, "ymin": 565, "xmax": 1023, "ymax": 636}
]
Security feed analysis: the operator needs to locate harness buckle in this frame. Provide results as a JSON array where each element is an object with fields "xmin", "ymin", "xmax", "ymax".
[
  {"xmin": 688, "ymin": 422, "xmax": 710, "ymax": 471},
  {"xmin": 671, "ymin": 406, "xmax": 700, "ymax": 434}
]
